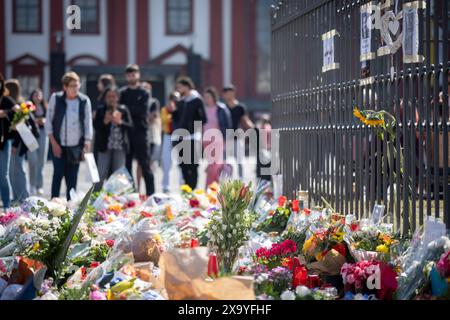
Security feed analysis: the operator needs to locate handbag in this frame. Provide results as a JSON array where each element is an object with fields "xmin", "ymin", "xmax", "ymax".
[{"xmin": 66, "ymin": 144, "xmax": 83, "ymax": 165}]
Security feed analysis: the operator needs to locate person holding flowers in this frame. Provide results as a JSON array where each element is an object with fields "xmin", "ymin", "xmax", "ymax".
[
  {"xmin": 5, "ymin": 79, "xmax": 39, "ymax": 203},
  {"xmin": 0, "ymin": 74, "xmax": 18, "ymax": 210}
]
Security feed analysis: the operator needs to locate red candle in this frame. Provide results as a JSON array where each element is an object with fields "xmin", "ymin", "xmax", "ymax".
[
  {"xmin": 207, "ymin": 253, "xmax": 219, "ymax": 278},
  {"xmin": 190, "ymin": 238, "xmax": 199, "ymax": 248},
  {"xmin": 307, "ymin": 275, "xmax": 321, "ymax": 289}
]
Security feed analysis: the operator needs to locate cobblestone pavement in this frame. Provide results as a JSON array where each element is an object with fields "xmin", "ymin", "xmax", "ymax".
[{"xmin": 28, "ymin": 156, "xmax": 258, "ymax": 200}]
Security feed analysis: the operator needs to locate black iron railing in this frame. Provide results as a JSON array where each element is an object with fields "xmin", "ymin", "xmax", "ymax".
[{"xmin": 271, "ymin": 0, "xmax": 450, "ymax": 233}]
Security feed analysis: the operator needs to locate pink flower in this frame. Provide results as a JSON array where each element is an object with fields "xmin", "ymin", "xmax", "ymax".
[
  {"xmin": 106, "ymin": 239, "xmax": 115, "ymax": 248},
  {"xmin": 89, "ymin": 290, "xmax": 107, "ymax": 300},
  {"xmin": 437, "ymin": 251, "xmax": 450, "ymax": 278}
]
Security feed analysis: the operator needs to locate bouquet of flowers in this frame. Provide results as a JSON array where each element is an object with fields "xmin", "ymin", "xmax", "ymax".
[
  {"xmin": 346, "ymin": 224, "xmax": 399, "ymax": 262},
  {"xmin": 206, "ymin": 180, "xmax": 255, "ymax": 274},
  {"xmin": 254, "ymin": 266, "xmax": 293, "ymax": 299},
  {"xmin": 341, "ymin": 260, "xmax": 398, "ymax": 300},
  {"xmin": 256, "ymin": 196, "xmax": 299, "ymax": 234},
  {"xmin": 253, "ymin": 239, "xmax": 298, "ymax": 270},
  {"xmin": 11, "ymin": 101, "xmax": 35, "ymax": 127}
]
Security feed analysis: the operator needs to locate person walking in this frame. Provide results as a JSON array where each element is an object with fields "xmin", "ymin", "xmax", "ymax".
[
  {"xmin": 0, "ymin": 74, "xmax": 16, "ymax": 209},
  {"xmin": 136, "ymin": 80, "xmax": 160, "ymax": 193},
  {"xmin": 222, "ymin": 85, "xmax": 254, "ymax": 179},
  {"xmin": 45, "ymin": 72, "xmax": 93, "ymax": 200},
  {"xmin": 5, "ymin": 79, "xmax": 36, "ymax": 203},
  {"xmin": 94, "ymin": 87, "xmax": 133, "ymax": 190},
  {"xmin": 202, "ymin": 87, "xmax": 232, "ymax": 187},
  {"xmin": 27, "ymin": 88, "xmax": 48, "ymax": 196},
  {"xmin": 120, "ymin": 64, "xmax": 154, "ymax": 195},
  {"xmin": 160, "ymin": 91, "xmax": 180, "ymax": 193},
  {"xmin": 169, "ymin": 77, "xmax": 207, "ymax": 190}
]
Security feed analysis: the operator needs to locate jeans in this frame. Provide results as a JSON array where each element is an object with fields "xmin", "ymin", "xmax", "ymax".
[
  {"xmin": 28, "ymin": 127, "xmax": 48, "ymax": 190},
  {"xmin": 126, "ymin": 136, "xmax": 155, "ymax": 196},
  {"xmin": 97, "ymin": 148, "xmax": 126, "ymax": 191},
  {"xmin": 51, "ymin": 147, "xmax": 80, "ymax": 200},
  {"xmin": 10, "ymin": 152, "xmax": 29, "ymax": 202},
  {"xmin": 0, "ymin": 140, "xmax": 11, "ymax": 208},
  {"xmin": 161, "ymin": 134, "xmax": 172, "ymax": 191}
]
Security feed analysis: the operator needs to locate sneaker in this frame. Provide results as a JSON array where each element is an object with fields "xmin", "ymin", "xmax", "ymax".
[{"xmin": 37, "ymin": 188, "xmax": 44, "ymax": 196}]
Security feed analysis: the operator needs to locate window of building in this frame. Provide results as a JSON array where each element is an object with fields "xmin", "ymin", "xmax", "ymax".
[
  {"xmin": 166, "ymin": 0, "xmax": 193, "ymax": 35},
  {"xmin": 71, "ymin": 0, "xmax": 100, "ymax": 34},
  {"xmin": 256, "ymin": 0, "xmax": 272, "ymax": 95},
  {"xmin": 13, "ymin": 0, "xmax": 42, "ymax": 33}
]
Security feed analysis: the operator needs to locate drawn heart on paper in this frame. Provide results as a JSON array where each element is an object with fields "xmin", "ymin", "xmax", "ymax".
[
  {"xmin": 388, "ymin": 19, "xmax": 400, "ymax": 35},
  {"xmin": 380, "ymin": 10, "xmax": 403, "ymax": 54}
]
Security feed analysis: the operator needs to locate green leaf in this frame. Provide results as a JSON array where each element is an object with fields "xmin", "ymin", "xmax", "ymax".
[{"xmin": 51, "ymin": 185, "xmax": 95, "ymax": 279}]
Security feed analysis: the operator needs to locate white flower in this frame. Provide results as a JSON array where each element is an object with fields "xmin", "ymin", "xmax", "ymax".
[
  {"xmin": 295, "ymin": 286, "xmax": 311, "ymax": 298},
  {"xmin": 48, "ymin": 203, "xmax": 66, "ymax": 217},
  {"xmin": 227, "ymin": 233, "xmax": 232, "ymax": 238},
  {"xmin": 280, "ymin": 290, "xmax": 296, "ymax": 300}
]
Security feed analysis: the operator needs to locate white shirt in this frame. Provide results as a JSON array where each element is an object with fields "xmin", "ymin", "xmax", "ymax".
[{"xmin": 45, "ymin": 93, "xmax": 93, "ymax": 147}]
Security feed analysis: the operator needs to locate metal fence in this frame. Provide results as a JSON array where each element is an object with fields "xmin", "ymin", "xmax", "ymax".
[{"xmin": 271, "ymin": 0, "xmax": 450, "ymax": 233}]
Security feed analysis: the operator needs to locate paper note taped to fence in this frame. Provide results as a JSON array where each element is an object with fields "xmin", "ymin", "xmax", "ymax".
[{"xmin": 84, "ymin": 153, "xmax": 100, "ymax": 183}]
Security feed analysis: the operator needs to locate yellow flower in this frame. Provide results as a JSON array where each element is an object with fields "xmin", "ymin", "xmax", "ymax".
[
  {"xmin": 302, "ymin": 236, "xmax": 314, "ymax": 254},
  {"xmin": 181, "ymin": 185, "xmax": 192, "ymax": 193},
  {"xmin": 315, "ymin": 252, "xmax": 323, "ymax": 261},
  {"xmin": 32, "ymin": 242, "xmax": 40, "ymax": 252},
  {"xmin": 333, "ymin": 231, "xmax": 345, "ymax": 242},
  {"xmin": 195, "ymin": 189, "xmax": 205, "ymax": 195},
  {"xmin": 166, "ymin": 205, "xmax": 174, "ymax": 221},
  {"xmin": 353, "ymin": 107, "xmax": 365, "ymax": 122},
  {"xmin": 376, "ymin": 244, "xmax": 389, "ymax": 254},
  {"xmin": 107, "ymin": 289, "xmax": 113, "ymax": 300},
  {"xmin": 365, "ymin": 118, "xmax": 385, "ymax": 127},
  {"xmin": 153, "ymin": 234, "xmax": 162, "ymax": 244}
]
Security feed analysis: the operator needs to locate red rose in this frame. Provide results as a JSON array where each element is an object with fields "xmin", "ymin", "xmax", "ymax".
[
  {"xmin": 105, "ymin": 239, "xmax": 115, "ymax": 248},
  {"xmin": 141, "ymin": 211, "xmax": 153, "ymax": 218},
  {"xmin": 192, "ymin": 211, "xmax": 202, "ymax": 218},
  {"xmin": 189, "ymin": 198, "xmax": 200, "ymax": 208},
  {"xmin": 278, "ymin": 196, "xmax": 287, "ymax": 207},
  {"xmin": 126, "ymin": 201, "xmax": 136, "ymax": 208},
  {"xmin": 80, "ymin": 267, "xmax": 87, "ymax": 280},
  {"xmin": 190, "ymin": 238, "xmax": 199, "ymax": 248},
  {"xmin": 332, "ymin": 243, "xmax": 347, "ymax": 257},
  {"xmin": 350, "ymin": 222, "xmax": 359, "ymax": 232},
  {"xmin": 303, "ymin": 208, "xmax": 311, "ymax": 216},
  {"xmin": 90, "ymin": 262, "xmax": 100, "ymax": 269}
]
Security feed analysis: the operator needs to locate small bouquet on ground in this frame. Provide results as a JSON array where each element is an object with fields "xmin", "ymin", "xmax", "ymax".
[
  {"xmin": 256, "ymin": 196, "xmax": 299, "ymax": 234},
  {"xmin": 346, "ymin": 225, "xmax": 399, "ymax": 262},
  {"xmin": 206, "ymin": 180, "xmax": 255, "ymax": 274},
  {"xmin": 341, "ymin": 260, "xmax": 398, "ymax": 300},
  {"xmin": 253, "ymin": 239, "xmax": 298, "ymax": 270},
  {"xmin": 11, "ymin": 101, "xmax": 35, "ymax": 128}
]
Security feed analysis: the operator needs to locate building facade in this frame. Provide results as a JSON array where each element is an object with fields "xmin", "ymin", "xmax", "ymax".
[{"xmin": 0, "ymin": 0, "xmax": 272, "ymax": 110}]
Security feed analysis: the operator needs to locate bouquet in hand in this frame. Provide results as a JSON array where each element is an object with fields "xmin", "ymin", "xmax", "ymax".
[{"xmin": 11, "ymin": 101, "xmax": 36, "ymax": 128}]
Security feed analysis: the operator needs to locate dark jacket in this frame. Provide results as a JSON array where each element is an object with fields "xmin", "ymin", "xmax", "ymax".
[
  {"xmin": 216, "ymin": 102, "xmax": 233, "ymax": 138},
  {"xmin": 172, "ymin": 91, "xmax": 208, "ymax": 135},
  {"xmin": 0, "ymin": 96, "xmax": 16, "ymax": 149},
  {"xmin": 52, "ymin": 92, "xmax": 88, "ymax": 146},
  {"xmin": 94, "ymin": 104, "xmax": 133, "ymax": 153}
]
